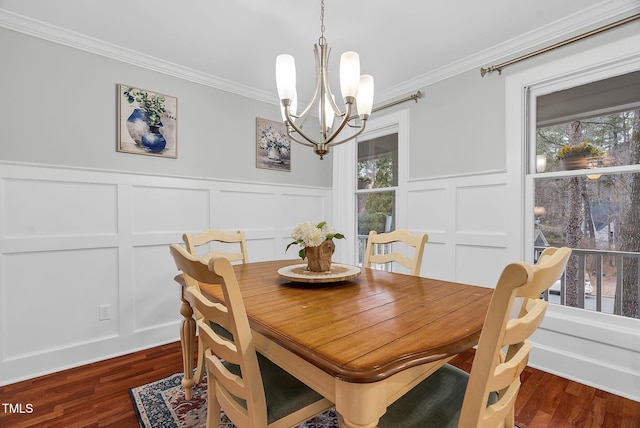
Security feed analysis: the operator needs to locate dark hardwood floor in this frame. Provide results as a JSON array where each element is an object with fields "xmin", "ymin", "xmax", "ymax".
[{"xmin": 1, "ymin": 341, "xmax": 638, "ymax": 427}]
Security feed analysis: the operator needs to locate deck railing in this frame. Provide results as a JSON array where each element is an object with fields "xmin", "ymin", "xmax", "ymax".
[
  {"xmin": 535, "ymin": 246, "xmax": 640, "ymax": 317},
  {"xmin": 357, "ymin": 234, "xmax": 393, "ymax": 271},
  {"xmin": 358, "ymin": 239, "xmax": 638, "ymax": 317}
]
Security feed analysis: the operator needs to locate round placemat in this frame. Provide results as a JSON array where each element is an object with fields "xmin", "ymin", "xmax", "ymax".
[{"xmin": 277, "ymin": 264, "xmax": 361, "ymax": 283}]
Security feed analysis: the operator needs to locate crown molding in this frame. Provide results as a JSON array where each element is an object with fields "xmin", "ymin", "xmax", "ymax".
[
  {"xmin": 0, "ymin": 9, "xmax": 276, "ymax": 105},
  {"xmin": 374, "ymin": 1, "xmax": 640, "ymax": 105},
  {"xmin": 2, "ymin": 1, "xmax": 638, "ymax": 108}
]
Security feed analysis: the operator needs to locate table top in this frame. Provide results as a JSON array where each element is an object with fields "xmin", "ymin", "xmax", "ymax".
[{"xmin": 192, "ymin": 259, "xmax": 493, "ymax": 383}]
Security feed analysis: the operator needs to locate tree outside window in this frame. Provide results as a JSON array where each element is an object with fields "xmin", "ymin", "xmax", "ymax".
[{"xmin": 535, "ymin": 109, "xmax": 640, "ymax": 318}]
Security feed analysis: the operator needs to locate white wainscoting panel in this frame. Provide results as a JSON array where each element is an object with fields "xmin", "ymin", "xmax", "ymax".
[
  {"xmin": 455, "ymin": 245, "xmax": 508, "ymax": 288},
  {"xmin": 0, "ymin": 162, "xmax": 330, "ymax": 385},
  {"xmin": 281, "ymin": 193, "xmax": 328, "ymax": 227},
  {"xmin": 407, "ymin": 187, "xmax": 448, "ymax": 280},
  {"xmin": 407, "ymin": 171, "xmax": 640, "ymax": 401},
  {"xmin": 3, "ymin": 161, "xmax": 638, "ymax": 401},
  {"xmin": 3, "ymin": 248, "xmax": 119, "ymax": 358},
  {"xmin": 4, "ymin": 179, "xmax": 118, "ymax": 236},
  {"xmin": 133, "ymin": 245, "xmax": 184, "ymax": 332},
  {"xmin": 246, "ymin": 237, "xmax": 281, "ymax": 262},
  {"xmin": 407, "ymin": 187, "xmax": 448, "ymax": 238},
  {"xmin": 132, "ymin": 186, "xmax": 211, "ymax": 234},
  {"xmin": 456, "ymin": 183, "xmax": 507, "ymax": 235},
  {"xmin": 214, "ymin": 189, "xmax": 278, "ymax": 230},
  {"xmin": 406, "ymin": 174, "xmax": 512, "ymax": 286}
]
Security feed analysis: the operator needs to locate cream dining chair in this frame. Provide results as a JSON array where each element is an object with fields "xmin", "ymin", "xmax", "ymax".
[
  {"xmin": 169, "ymin": 244, "xmax": 333, "ymax": 428},
  {"xmin": 363, "ymin": 229, "xmax": 428, "ymax": 276},
  {"xmin": 182, "ymin": 229, "xmax": 249, "ymax": 264},
  {"xmin": 378, "ymin": 246, "xmax": 572, "ymax": 428},
  {"xmin": 182, "ymin": 229, "xmax": 249, "ymax": 384}
]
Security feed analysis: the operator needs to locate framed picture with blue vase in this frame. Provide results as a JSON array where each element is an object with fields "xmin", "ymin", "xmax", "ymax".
[{"xmin": 117, "ymin": 84, "xmax": 178, "ymax": 158}]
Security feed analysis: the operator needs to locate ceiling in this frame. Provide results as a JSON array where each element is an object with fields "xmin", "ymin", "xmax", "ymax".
[{"xmin": 1, "ymin": 0, "xmax": 638, "ymax": 108}]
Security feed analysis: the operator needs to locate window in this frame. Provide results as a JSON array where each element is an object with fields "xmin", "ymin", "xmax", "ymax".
[
  {"xmin": 532, "ymin": 71, "xmax": 640, "ymax": 319},
  {"xmin": 356, "ymin": 133, "xmax": 398, "ymax": 266}
]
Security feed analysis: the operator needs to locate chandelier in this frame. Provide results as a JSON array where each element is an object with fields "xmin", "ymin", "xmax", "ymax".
[{"xmin": 275, "ymin": 0, "xmax": 374, "ymax": 160}]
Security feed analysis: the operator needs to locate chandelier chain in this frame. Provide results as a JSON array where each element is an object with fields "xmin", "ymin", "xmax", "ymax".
[
  {"xmin": 275, "ymin": 0, "xmax": 374, "ymax": 159},
  {"xmin": 319, "ymin": 0, "xmax": 326, "ymax": 44}
]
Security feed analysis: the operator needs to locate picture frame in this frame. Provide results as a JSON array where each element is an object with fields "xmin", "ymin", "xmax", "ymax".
[
  {"xmin": 256, "ymin": 117, "xmax": 291, "ymax": 171},
  {"xmin": 117, "ymin": 84, "xmax": 178, "ymax": 158}
]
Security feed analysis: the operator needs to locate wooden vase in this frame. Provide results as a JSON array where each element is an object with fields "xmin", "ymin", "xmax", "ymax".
[{"xmin": 305, "ymin": 240, "xmax": 335, "ymax": 272}]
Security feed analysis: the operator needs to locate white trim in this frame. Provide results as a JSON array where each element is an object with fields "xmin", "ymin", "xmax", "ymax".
[
  {"xmin": 2, "ymin": 2, "xmax": 638, "ymax": 106},
  {"xmin": 0, "ymin": 160, "xmax": 329, "ymax": 191},
  {"xmin": 505, "ymin": 28, "xmax": 640, "ymax": 401},
  {"xmin": 333, "ymin": 109, "xmax": 410, "ymax": 265},
  {"xmin": 0, "ymin": 9, "xmax": 275, "ymax": 105}
]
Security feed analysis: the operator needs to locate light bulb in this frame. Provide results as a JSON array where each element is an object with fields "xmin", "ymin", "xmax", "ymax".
[
  {"xmin": 356, "ymin": 75, "xmax": 374, "ymax": 118},
  {"xmin": 276, "ymin": 54, "xmax": 296, "ymax": 101},
  {"xmin": 319, "ymin": 93, "xmax": 335, "ymax": 131},
  {"xmin": 340, "ymin": 51, "xmax": 360, "ymax": 99}
]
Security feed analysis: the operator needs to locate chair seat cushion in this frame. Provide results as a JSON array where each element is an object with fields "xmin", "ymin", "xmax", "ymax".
[
  {"xmin": 258, "ymin": 354, "xmax": 325, "ymax": 423},
  {"xmin": 209, "ymin": 321, "xmax": 233, "ymax": 340},
  {"xmin": 379, "ymin": 364, "xmax": 497, "ymax": 428},
  {"xmin": 222, "ymin": 354, "xmax": 325, "ymax": 424}
]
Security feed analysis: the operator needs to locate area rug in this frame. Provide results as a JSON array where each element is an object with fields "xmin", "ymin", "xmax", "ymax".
[{"xmin": 129, "ymin": 372, "xmax": 339, "ymax": 428}]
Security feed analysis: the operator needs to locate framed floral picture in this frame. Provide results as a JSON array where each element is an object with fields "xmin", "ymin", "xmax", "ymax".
[
  {"xmin": 117, "ymin": 84, "xmax": 178, "ymax": 158},
  {"xmin": 256, "ymin": 117, "xmax": 291, "ymax": 171}
]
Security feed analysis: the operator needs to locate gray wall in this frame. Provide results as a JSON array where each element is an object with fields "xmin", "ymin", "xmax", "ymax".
[
  {"xmin": 399, "ymin": 20, "xmax": 639, "ymax": 181},
  {"xmin": 0, "ymin": 28, "xmax": 332, "ymax": 187},
  {"xmin": 4, "ymin": 21, "xmax": 635, "ymax": 187},
  {"xmin": 408, "ymin": 71, "xmax": 505, "ymax": 178}
]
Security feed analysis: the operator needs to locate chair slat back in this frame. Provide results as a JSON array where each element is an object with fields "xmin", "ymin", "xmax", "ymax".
[
  {"xmin": 183, "ymin": 229, "xmax": 249, "ymax": 264},
  {"xmin": 169, "ymin": 244, "xmax": 267, "ymax": 427},
  {"xmin": 459, "ymin": 247, "xmax": 571, "ymax": 428},
  {"xmin": 363, "ymin": 229, "xmax": 428, "ymax": 276}
]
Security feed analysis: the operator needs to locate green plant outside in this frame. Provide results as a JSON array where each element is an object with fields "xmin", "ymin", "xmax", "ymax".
[{"xmin": 556, "ymin": 141, "xmax": 606, "ymax": 160}]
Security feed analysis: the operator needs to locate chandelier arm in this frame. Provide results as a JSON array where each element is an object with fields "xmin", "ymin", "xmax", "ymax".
[
  {"xmin": 322, "ymin": 102, "xmax": 354, "ymax": 146},
  {"xmin": 295, "ymin": 45, "xmax": 323, "ymax": 122},
  {"xmin": 284, "ymin": 107, "xmax": 323, "ymax": 147},
  {"xmin": 319, "ymin": 43, "xmax": 344, "ymax": 117},
  {"xmin": 345, "ymin": 120, "xmax": 364, "ymax": 129},
  {"xmin": 284, "ymin": 101, "xmax": 357, "ymax": 148},
  {"xmin": 329, "ymin": 119, "xmax": 368, "ymax": 146},
  {"xmin": 286, "ymin": 130, "xmax": 316, "ymax": 148}
]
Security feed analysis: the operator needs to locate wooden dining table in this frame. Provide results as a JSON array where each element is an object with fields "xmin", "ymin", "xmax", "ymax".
[{"xmin": 176, "ymin": 259, "xmax": 493, "ymax": 428}]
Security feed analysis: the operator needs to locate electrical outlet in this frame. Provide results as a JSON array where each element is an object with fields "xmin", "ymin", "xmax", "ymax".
[{"xmin": 99, "ymin": 304, "xmax": 111, "ymax": 321}]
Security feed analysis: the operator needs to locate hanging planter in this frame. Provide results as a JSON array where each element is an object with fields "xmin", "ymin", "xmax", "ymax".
[
  {"xmin": 557, "ymin": 142, "xmax": 606, "ymax": 171},
  {"xmin": 561, "ymin": 154, "xmax": 590, "ymax": 171}
]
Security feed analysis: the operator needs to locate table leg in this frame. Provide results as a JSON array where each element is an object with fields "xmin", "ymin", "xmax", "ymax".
[
  {"xmin": 335, "ymin": 381, "xmax": 386, "ymax": 428},
  {"xmin": 180, "ymin": 295, "xmax": 196, "ymax": 400}
]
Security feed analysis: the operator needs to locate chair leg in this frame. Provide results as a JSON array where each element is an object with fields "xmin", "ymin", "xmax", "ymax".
[
  {"xmin": 206, "ymin": 374, "xmax": 221, "ymax": 428},
  {"xmin": 194, "ymin": 335, "xmax": 205, "ymax": 384},
  {"xmin": 506, "ymin": 405, "xmax": 515, "ymax": 428}
]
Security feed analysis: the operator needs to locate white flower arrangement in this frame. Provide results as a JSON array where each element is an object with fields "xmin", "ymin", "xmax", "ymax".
[{"xmin": 286, "ymin": 221, "xmax": 345, "ymax": 260}]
